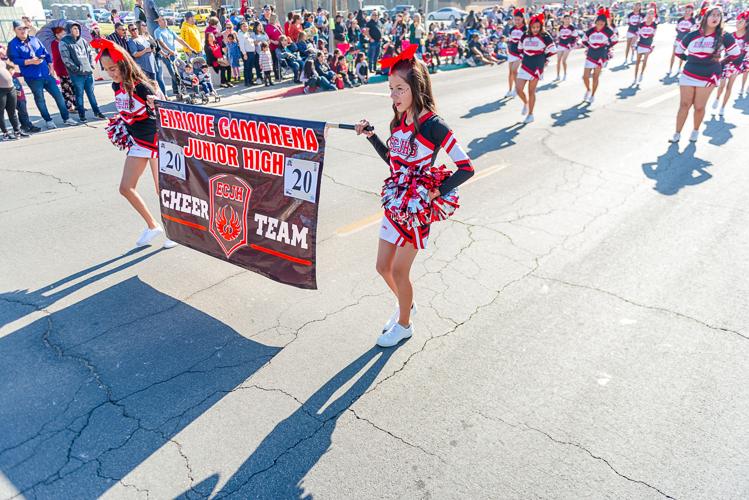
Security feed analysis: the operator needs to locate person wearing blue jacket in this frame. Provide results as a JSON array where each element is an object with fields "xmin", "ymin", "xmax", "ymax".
[{"xmin": 7, "ymin": 20, "xmax": 76, "ymax": 129}]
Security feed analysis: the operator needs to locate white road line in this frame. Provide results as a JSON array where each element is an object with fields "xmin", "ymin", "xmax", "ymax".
[
  {"xmin": 637, "ymin": 89, "xmax": 680, "ymax": 108},
  {"xmin": 355, "ymin": 91, "xmax": 390, "ymax": 97}
]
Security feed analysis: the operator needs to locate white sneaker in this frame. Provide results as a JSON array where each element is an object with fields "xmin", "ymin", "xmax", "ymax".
[
  {"xmin": 632, "ymin": 78, "xmax": 638, "ymax": 86},
  {"xmin": 669, "ymin": 132, "xmax": 681, "ymax": 143},
  {"xmin": 588, "ymin": 94, "xmax": 595, "ymax": 105},
  {"xmin": 738, "ymin": 91, "xmax": 745, "ymax": 98},
  {"xmin": 562, "ymin": 73, "xmax": 567, "ymax": 81},
  {"xmin": 583, "ymin": 91, "xmax": 591, "ymax": 102},
  {"xmin": 163, "ymin": 238, "xmax": 178, "ymax": 249},
  {"xmin": 523, "ymin": 114, "xmax": 534, "ymax": 124},
  {"xmin": 553, "ymin": 76, "xmax": 560, "ymax": 82},
  {"xmin": 711, "ymin": 99, "xmax": 719, "ymax": 110},
  {"xmin": 638, "ymin": 74, "xmax": 643, "ymax": 83},
  {"xmin": 377, "ymin": 323, "xmax": 413, "ymax": 348},
  {"xmin": 504, "ymin": 89, "xmax": 513, "ymax": 98},
  {"xmin": 46, "ymin": 121, "xmax": 57, "ymax": 130},
  {"xmin": 521, "ymin": 105, "xmax": 528, "ymax": 115},
  {"xmin": 136, "ymin": 226, "xmax": 164, "ymax": 247},
  {"xmin": 718, "ymin": 107, "xmax": 725, "ymax": 116},
  {"xmin": 509, "ymin": 89, "xmax": 517, "ymax": 97},
  {"xmin": 63, "ymin": 118, "xmax": 78, "ymax": 126},
  {"xmin": 382, "ymin": 302, "xmax": 417, "ymax": 333},
  {"xmin": 689, "ymin": 130, "xmax": 699, "ymax": 142}
]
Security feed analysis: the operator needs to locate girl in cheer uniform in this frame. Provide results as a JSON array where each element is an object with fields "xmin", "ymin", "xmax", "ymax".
[
  {"xmin": 516, "ymin": 14, "xmax": 557, "ymax": 124},
  {"xmin": 633, "ymin": 8, "xmax": 657, "ymax": 84},
  {"xmin": 669, "ymin": 3, "xmax": 697, "ymax": 76},
  {"xmin": 503, "ymin": 9, "xmax": 527, "ymax": 98},
  {"xmin": 555, "ymin": 13, "xmax": 578, "ymax": 81},
  {"xmin": 671, "ymin": 6, "xmax": 741, "ymax": 143},
  {"xmin": 91, "ymin": 39, "xmax": 176, "ymax": 248},
  {"xmin": 712, "ymin": 12, "xmax": 747, "ymax": 115},
  {"xmin": 355, "ymin": 45, "xmax": 474, "ymax": 348},
  {"xmin": 582, "ymin": 9, "xmax": 617, "ymax": 104},
  {"xmin": 624, "ymin": 2, "xmax": 644, "ymax": 64}
]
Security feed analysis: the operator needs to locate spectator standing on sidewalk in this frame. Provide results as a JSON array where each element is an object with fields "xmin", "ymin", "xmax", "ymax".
[
  {"xmin": 107, "ymin": 23, "xmax": 130, "ymax": 51},
  {"xmin": 60, "ymin": 21, "xmax": 105, "ymax": 122},
  {"xmin": 50, "ymin": 26, "xmax": 76, "ymax": 112},
  {"xmin": 180, "ymin": 13, "xmax": 202, "ymax": 55},
  {"xmin": 7, "ymin": 20, "xmax": 76, "ymax": 129},
  {"xmin": 288, "ymin": 14, "xmax": 303, "ymax": 43},
  {"xmin": 205, "ymin": 31, "xmax": 232, "ymax": 87},
  {"xmin": 252, "ymin": 22, "xmax": 270, "ymax": 80},
  {"xmin": 238, "ymin": 21, "xmax": 257, "ymax": 86},
  {"xmin": 363, "ymin": 10, "xmax": 382, "ymax": 73},
  {"xmin": 155, "ymin": 16, "xmax": 195, "ymax": 96},
  {"xmin": 258, "ymin": 41, "xmax": 273, "ymax": 85},
  {"xmin": 0, "ymin": 57, "xmax": 27, "ymax": 139},
  {"xmin": 127, "ymin": 22, "xmax": 157, "ymax": 81}
]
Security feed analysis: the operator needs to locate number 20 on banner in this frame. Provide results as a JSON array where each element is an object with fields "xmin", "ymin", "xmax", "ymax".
[
  {"xmin": 159, "ymin": 141, "xmax": 186, "ymax": 181},
  {"xmin": 284, "ymin": 158, "xmax": 320, "ymax": 203}
]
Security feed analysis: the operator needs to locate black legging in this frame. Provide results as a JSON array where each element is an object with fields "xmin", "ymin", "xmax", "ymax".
[
  {"xmin": 0, "ymin": 87, "xmax": 20, "ymax": 134},
  {"xmin": 213, "ymin": 65, "xmax": 231, "ymax": 84}
]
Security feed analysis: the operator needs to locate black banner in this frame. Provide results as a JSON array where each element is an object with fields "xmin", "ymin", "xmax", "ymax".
[{"xmin": 155, "ymin": 100, "xmax": 327, "ymax": 289}]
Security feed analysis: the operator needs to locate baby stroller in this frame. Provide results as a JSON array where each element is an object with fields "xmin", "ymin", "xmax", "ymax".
[{"xmin": 175, "ymin": 56, "xmax": 221, "ymax": 105}]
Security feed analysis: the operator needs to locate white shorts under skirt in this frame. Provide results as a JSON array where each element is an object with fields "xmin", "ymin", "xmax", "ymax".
[
  {"xmin": 379, "ymin": 215, "xmax": 430, "ymax": 250},
  {"xmin": 626, "ymin": 31, "xmax": 638, "ymax": 40},
  {"xmin": 679, "ymin": 73, "xmax": 715, "ymax": 87},
  {"xmin": 517, "ymin": 66, "xmax": 542, "ymax": 81},
  {"xmin": 128, "ymin": 144, "xmax": 158, "ymax": 158},
  {"xmin": 508, "ymin": 53, "xmax": 521, "ymax": 63},
  {"xmin": 584, "ymin": 59, "xmax": 604, "ymax": 69},
  {"xmin": 637, "ymin": 45, "xmax": 653, "ymax": 55}
]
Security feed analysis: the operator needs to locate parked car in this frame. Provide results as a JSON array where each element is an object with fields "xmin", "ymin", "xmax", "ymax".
[
  {"xmin": 175, "ymin": 11, "xmax": 188, "ymax": 26},
  {"xmin": 159, "ymin": 9, "xmax": 177, "ymax": 24},
  {"xmin": 390, "ymin": 4, "xmax": 415, "ymax": 18},
  {"xmin": 361, "ymin": 4, "xmax": 387, "ymax": 17},
  {"xmin": 96, "ymin": 11, "xmax": 111, "ymax": 23},
  {"xmin": 426, "ymin": 7, "xmax": 467, "ymax": 21},
  {"xmin": 193, "ymin": 6, "xmax": 212, "ymax": 25},
  {"xmin": 119, "ymin": 11, "xmax": 135, "ymax": 24}
]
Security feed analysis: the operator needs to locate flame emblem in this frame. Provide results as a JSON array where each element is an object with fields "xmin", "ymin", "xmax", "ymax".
[{"xmin": 215, "ymin": 206, "xmax": 241, "ymax": 241}]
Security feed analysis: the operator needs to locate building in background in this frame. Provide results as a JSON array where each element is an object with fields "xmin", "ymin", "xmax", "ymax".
[{"xmin": 0, "ymin": 0, "xmax": 45, "ymax": 43}]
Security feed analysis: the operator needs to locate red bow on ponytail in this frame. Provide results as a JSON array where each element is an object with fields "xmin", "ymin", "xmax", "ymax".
[
  {"xmin": 513, "ymin": 8, "xmax": 525, "ymax": 17},
  {"xmin": 530, "ymin": 13, "xmax": 545, "ymax": 25},
  {"xmin": 379, "ymin": 43, "xmax": 418, "ymax": 70},
  {"xmin": 91, "ymin": 38, "xmax": 125, "ymax": 64},
  {"xmin": 597, "ymin": 7, "xmax": 611, "ymax": 18}
]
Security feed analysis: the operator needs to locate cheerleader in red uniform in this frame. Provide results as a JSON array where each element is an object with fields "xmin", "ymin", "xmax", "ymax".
[
  {"xmin": 671, "ymin": 6, "xmax": 741, "ymax": 142},
  {"xmin": 503, "ymin": 8, "xmax": 527, "ymax": 98},
  {"xmin": 669, "ymin": 3, "xmax": 697, "ymax": 76},
  {"xmin": 582, "ymin": 9, "xmax": 617, "ymax": 104},
  {"xmin": 712, "ymin": 11, "xmax": 747, "ymax": 115},
  {"xmin": 624, "ymin": 2, "xmax": 644, "ymax": 63},
  {"xmin": 91, "ymin": 39, "xmax": 175, "ymax": 248},
  {"xmin": 355, "ymin": 45, "xmax": 474, "ymax": 348},
  {"xmin": 633, "ymin": 7, "xmax": 657, "ymax": 84},
  {"xmin": 516, "ymin": 13, "xmax": 557, "ymax": 123},
  {"xmin": 555, "ymin": 13, "xmax": 578, "ymax": 81}
]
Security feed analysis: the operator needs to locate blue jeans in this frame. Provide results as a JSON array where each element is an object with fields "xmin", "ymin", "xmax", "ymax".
[
  {"xmin": 27, "ymin": 75, "xmax": 70, "ymax": 122},
  {"xmin": 153, "ymin": 57, "xmax": 167, "ymax": 95},
  {"xmin": 159, "ymin": 54, "xmax": 178, "ymax": 94},
  {"xmin": 367, "ymin": 41, "xmax": 381, "ymax": 72},
  {"xmin": 69, "ymin": 73, "xmax": 101, "ymax": 119}
]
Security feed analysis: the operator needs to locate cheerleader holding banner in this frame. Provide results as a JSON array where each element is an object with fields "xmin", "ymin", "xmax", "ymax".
[
  {"xmin": 92, "ymin": 38, "xmax": 176, "ymax": 249},
  {"xmin": 355, "ymin": 44, "xmax": 475, "ymax": 348}
]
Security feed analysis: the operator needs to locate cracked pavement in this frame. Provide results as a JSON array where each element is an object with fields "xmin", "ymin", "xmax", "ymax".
[{"xmin": 1, "ymin": 26, "xmax": 748, "ymax": 499}]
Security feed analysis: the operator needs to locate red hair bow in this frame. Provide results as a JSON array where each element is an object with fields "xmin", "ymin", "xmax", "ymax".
[
  {"xmin": 530, "ymin": 13, "xmax": 545, "ymax": 24},
  {"xmin": 379, "ymin": 43, "xmax": 418, "ymax": 70},
  {"xmin": 91, "ymin": 38, "xmax": 125, "ymax": 64},
  {"xmin": 513, "ymin": 8, "xmax": 525, "ymax": 16},
  {"xmin": 597, "ymin": 7, "xmax": 611, "ymax": 18},
  {"xmin": 738, "ymin": 11, "xmax": 748, "ymax": 20}
]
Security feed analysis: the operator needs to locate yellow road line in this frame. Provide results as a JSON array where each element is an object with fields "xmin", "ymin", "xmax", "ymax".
[{"xmin": 334, "ymin": 163, "xmax": 509, "ymax": 237}]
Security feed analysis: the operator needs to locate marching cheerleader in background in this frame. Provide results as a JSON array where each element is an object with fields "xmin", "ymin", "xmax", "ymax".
[
  {"xmin": 582, "ymin": 9, "xmax": 617, "ymax": 104},
  {"xmin": 503, "ymin": 8, "xmax": 527, "ymax": 98},
  {"xmin": 624, "ymin": 2, "xmax": 644, "ymax": 64},
  {"xmin": 355, "ymin": 45, "xmax": 474, "ymax": 348},
  {"xmin": 516, "ymin": 13, "xmax": 557, "ymax": 124},
  {"xmin": 669, "ymin": 3, "xmax": 697, "ymax": 76},
  {"xmin": 712, "ymin": 11, "xmax": 747, "ymax": 114},
  {"xmin": 91, "ymin": 38, "xmax": 176, "ymax": 248},
  {"xmin": 555, "ymin": 13, "xmax": 578, "ymax": 81},
  {"xmin": 739, "ymin": 22, "xmax": 749, "ymax": 97},
  {"xmin": 633, "ymin": 7, "xmax": 657, "ymax": 84},
  {"xmin": 671, "ymin": 6, "xmax": 741, "ymax": 142}
]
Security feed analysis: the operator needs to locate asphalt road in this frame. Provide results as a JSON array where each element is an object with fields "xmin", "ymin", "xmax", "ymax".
[{"xmin": 1, "ymin": 25, "xmax": 748, "ymax": 499}]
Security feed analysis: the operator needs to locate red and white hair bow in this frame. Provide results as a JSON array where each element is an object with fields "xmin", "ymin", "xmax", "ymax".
[
  {"xmin": 379, "ymin": 43, "xmax": 418, "ymax": 70},
  {"xmin": 529, "ymin": 13, "xmax": 545, "ymax": 25},
  {"xmin": 91, "ymin": 38, "xmax": 125, "ymax": 64}
]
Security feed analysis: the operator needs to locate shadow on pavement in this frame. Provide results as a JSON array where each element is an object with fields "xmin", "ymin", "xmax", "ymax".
[
  {"xmin": 702, "ymin": 115, "xmax": 736, "ymax": 145},
  {"xmin": 466, "ymin": 122, "xmax": 527, "ymax": 158},
  {"xmin": 550, "ymin": 102, "xmax": 591, "ymax": 127},
  {"xmin": 536, "ymin": 81, "xmax": 559, "ymax": 93},
  {"xmin": 0, "ymin": 257, "xmax": 280, "ymax": 498},
  {"xmin": 732, "ymin": 94, "xmax": 749, "ymax": 114},
  {"xmin": 609, "ymin": 62, "xmax": 630, "ymax": 73},
  {"xmin": 194, "ymin": 345, "xmax": 396, "ymax": 499},
  {"xmin": 616, "ymin": 84, "xmax": 641, "ymax": 99},
  {"xmin": 641, "ymin": 142, "xmax": 712, "ymax": 195},
  {"xmin": 461, "ymin": 98, "xmax": 510, "ymax": 118},
  {"xmin": 659, "ymin": 73, "xmax": 680, "ymax": 85}
]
